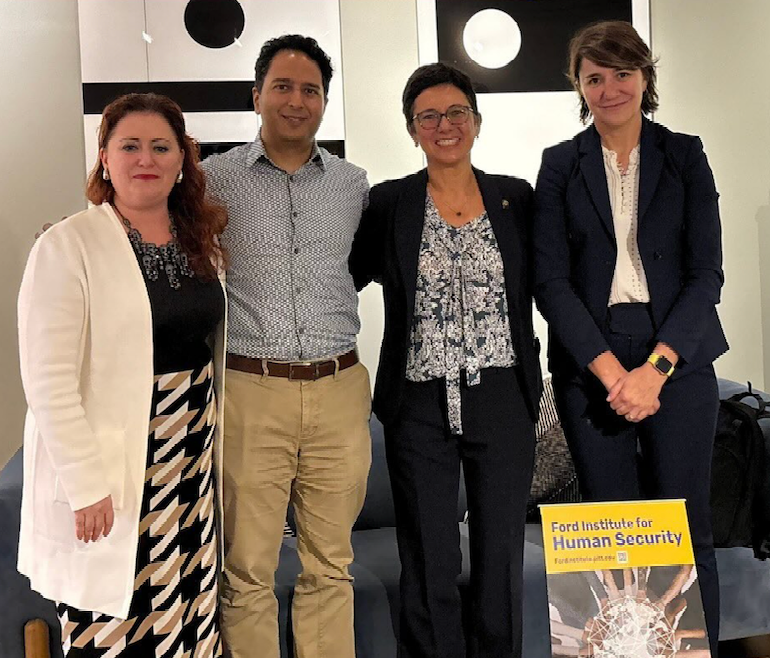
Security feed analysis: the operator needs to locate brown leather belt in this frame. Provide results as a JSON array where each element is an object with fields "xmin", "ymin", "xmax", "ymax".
[{"xmin": 226, "ymin": 349, "xmax": 358, "ymax": 381}]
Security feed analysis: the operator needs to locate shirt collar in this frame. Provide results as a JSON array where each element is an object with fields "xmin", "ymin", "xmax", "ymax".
[
  {"xmin": 244, "ymin": 132, "xmax": 327, "ymax": 172},
  {"xmin": 601, "ymin": 143, "xmax": 640, "ymax": 171}
]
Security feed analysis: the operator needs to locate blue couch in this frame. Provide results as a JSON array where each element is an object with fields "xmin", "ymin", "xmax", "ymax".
[{"xmin": 2, "ymin": 379, "xmax": 769, "ymax": 657}]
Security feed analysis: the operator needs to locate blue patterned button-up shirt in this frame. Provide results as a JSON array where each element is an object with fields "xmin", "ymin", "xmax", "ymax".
[{"xmin": 201, "ymin": 136, "xmax": 369, "ymax": 360}]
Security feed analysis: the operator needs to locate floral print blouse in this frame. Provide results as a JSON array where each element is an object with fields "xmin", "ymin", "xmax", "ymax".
[{"xmin": 405, "ymin": 193, "xmax": 517, "ymax": 434}]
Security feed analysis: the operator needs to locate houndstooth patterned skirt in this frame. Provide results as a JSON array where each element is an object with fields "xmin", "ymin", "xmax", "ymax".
[{"xmin": 57, "ymin": 362, "xmax": 222, "ymax": 657}]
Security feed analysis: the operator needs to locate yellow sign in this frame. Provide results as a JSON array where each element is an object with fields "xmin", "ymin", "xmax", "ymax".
[{"xmin": 540, "ymin": 500, "xmax": 695, "ymax": 574}]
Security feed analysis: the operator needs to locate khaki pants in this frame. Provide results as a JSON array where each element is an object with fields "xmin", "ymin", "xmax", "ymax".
[{"xmin": 221, "ymin": 361, "xmax": 372, "ymax": 658}]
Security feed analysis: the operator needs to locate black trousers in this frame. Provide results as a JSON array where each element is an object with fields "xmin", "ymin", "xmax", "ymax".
[
  {"xmin": 553, "ymin": 303, "xmax": 720, "ymax": 657},
  {"xmin": 384, "ymin": 367, "xmax": 535, "ymax": 658}
]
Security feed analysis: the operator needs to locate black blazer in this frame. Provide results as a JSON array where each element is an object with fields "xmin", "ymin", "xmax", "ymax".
[
  {"xmin": 533, "ymin": 118, "xmax": 728, "ymax": 378},
  {"xmin": 350, "ymin": 168, "xmax": 542, "ymax": 426}
]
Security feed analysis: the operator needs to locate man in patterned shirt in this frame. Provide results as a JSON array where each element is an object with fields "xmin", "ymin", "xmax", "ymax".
[{"xmin": 200, "ymin": 35, "xmax": 371, "ymax": 658}]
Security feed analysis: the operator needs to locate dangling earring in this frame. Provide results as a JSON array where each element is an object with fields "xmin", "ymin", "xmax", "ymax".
[
  {"xmin": 176, "ymin": 170, "xmax": 183, "ymax": 183},
  {"xmin": 102, "ymin": 168, "xmax": 110, "ymax": 181},
  {"xmin": 414, "ymin": 141, "xmax": 419, "ymax": 148}
]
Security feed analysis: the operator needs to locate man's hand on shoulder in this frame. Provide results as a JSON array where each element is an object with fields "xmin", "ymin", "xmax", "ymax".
[{"xmin": 35, "ymin": 217, "xmax": 65, "ymax": 240}]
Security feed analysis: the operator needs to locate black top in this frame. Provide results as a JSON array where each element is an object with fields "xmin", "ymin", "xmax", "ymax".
[
  {"xmin": 140, "ymin": 263, "xmax": 224, "ymax": 375},
  {"xmin": 349, "ymin": 167, "xmax": 543, "ymax": 426}
]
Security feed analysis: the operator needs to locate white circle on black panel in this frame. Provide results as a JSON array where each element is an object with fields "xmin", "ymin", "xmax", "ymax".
[
  {"xmin": 184, "ymin": 0, "xmax": 245, "ymax": 49},
  {"xmin": 463, "ymin": 9, "xmax": 522, "ymax": 69}
]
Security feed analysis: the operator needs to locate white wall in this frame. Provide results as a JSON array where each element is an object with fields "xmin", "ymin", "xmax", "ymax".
[
  {"xmin": 339, "ymin": 0, "xmax": 423, "ymax": 378},
  {"xmin": 0, "ymin": 0, "xmax": 86, "ymax": 469},
  {"xmin": 651, "ymin": 0, "xmax": 770, "ymax": 389}
]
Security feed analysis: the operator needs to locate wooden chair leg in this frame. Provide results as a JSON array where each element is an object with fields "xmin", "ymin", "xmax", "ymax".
[{"xmin": 24, "ymin": 618, "xmax": 50, "ymax": 658}]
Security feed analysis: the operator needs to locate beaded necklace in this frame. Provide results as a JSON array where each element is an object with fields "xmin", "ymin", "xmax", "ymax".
[{"xmin": 116, "ymin": 208, "xmax": 194, "ymax": 290}]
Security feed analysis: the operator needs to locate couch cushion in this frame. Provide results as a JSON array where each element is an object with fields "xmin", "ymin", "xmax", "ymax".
[
  {"xmin": 353, "ymin": 416, "xmax": 396, "ymax": 531},
  {"xmin": 527, "ymin": 377, "xmax": 581, "ymax": 520},
  {"xmin": 0, "ymin": 449, "xmax": 62, "ymax": 658}
]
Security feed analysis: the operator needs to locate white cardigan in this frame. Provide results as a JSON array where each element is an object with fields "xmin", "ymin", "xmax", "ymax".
[{"xmin": 17, "ymin": 203, "xmax": 226, "ymax": 619}]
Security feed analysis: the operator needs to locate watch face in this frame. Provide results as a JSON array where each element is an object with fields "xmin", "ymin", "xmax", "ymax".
[{"xmin": 655, "ymin": 356, "xmax": 674, "ymax": 373}]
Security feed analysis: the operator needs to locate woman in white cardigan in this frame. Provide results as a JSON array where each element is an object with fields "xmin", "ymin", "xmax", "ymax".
[{"xmin": 17, "ymin": 93, "xmax": 228, "ymax": 657}]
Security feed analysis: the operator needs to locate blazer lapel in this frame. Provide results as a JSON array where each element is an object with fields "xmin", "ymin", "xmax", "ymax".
[
  {"xmin": 578, "ymin": 127, "xmax": 615, "ymax": 239},
  {"xmin": 394, "ymin": 169, "xmax": 428, "ymax": 322},
  {"xmin": 475, "ymin": 169, "xmax": 522, "ymax": 316},
  {"xmin": 638, "ymin": 117, "xmax": 664, "ymax": 223}
]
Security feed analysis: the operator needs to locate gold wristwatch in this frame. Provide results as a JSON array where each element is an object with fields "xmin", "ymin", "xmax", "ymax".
[{"xmin": 647, "ymin": 353, "xmax": 675, "ymax": 378}]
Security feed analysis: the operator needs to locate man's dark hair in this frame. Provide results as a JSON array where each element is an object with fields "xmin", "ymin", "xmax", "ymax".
[
  {"xmin": 402, "ymin": 63, "xmax": 479, "ymax": 132},
  {"xmin": 254, "ymin": 34, "xmax": 333, "ymax": 97}
]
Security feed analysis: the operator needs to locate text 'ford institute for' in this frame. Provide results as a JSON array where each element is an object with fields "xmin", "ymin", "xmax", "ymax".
[{"xmin": 550, "ymin": 519, "xmax": 684, "ymax": 550}]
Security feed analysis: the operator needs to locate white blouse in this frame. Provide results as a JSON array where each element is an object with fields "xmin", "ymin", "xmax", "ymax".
[{"xmin": 602, "ymin": 144, "xmax": 650, "ymax": 305}]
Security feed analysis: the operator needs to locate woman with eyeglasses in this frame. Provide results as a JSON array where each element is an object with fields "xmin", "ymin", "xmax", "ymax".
[{"xmin": 350, "ymin": 63, "xmax": 542, "ymax": 658}]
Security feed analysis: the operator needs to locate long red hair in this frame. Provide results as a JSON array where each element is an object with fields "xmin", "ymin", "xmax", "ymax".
[{"xmin": 86, "ymin": 93, "xmax": 228, "ymax": 279}]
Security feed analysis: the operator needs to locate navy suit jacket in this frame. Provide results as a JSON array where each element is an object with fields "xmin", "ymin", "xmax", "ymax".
[
  {"xmin": 350, "ymin": 168, "xmax": 543, "ymax": 426},
  {"xmin": 533, "ymin": 117, "xmax": 728, "ymax": 378}
]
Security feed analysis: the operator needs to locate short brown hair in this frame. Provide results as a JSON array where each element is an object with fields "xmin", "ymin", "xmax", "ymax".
[
  {"xmin": 567, "ymin": 21, "xmax": 659, "ymax": 124},
  {"xmin": 87, "ymin": 93, "xmax": 227, "ymax": 279}
]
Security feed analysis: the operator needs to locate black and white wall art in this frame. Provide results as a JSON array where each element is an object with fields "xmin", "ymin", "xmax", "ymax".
[
  {"xmin": 435, "ymin": 0, "xmax": 635, "ymax": 94},
  {"xmin": 78, "ymin": 0, "xmax": 345, "ymax": 170},
  {"xmin": 417, "ymin": 0, "xmax": 650, "ymax": 183}
]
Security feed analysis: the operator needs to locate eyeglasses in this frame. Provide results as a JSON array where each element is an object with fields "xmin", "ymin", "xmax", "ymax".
[{"xmin": 412, "ymin": 105, "xmax": 476, "ymax": 130}]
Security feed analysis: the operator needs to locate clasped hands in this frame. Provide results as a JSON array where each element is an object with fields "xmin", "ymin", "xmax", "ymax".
[
  {"xmin": 606, "ymin": 364, "xmax": 663, "ymax": 423},
  {"xmin": 590, "ymin": 350, "xmax": 672, "ymax": 423}
]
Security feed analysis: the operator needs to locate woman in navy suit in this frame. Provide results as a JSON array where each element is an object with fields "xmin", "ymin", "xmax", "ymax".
[
  {"xmin": 533, "ymin": 21, "xmax": 727, "ymax": 656},
  {"xmin": 350, "ymin": 63, "xmax": 541, "ymax": 658}
]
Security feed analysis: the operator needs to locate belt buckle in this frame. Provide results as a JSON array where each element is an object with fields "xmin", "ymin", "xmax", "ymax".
[{"xmin": 288, "ymin": 361, "xmax": 317, "ymax": 381}]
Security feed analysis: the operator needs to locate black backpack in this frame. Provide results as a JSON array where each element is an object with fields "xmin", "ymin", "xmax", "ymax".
[{"xmin": 710, "ymin": 384, "xmax": 770, "ymax": 560}]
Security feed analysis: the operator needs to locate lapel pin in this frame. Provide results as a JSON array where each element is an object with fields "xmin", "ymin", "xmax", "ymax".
[{"xmin": 502, "ymin": 199, "xmax": 509, "ymax": 209}]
